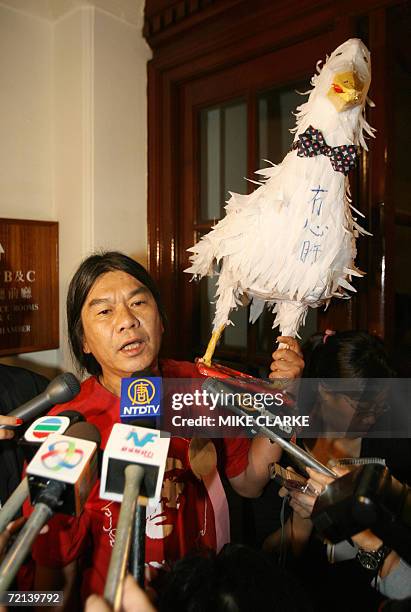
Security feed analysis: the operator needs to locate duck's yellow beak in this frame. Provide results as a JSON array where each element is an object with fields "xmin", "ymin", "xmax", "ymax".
[{"xmin": 327, "ymin": 71, "xmax": 365, "ymax": 112}]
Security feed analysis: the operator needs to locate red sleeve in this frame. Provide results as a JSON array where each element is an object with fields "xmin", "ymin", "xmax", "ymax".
[
  {"xmin": 23, "ymin": 497, "xmax": 91, "ymax": 568},
  {"xmin": 222, "ymin": 437, "xmax": 250, "ymax": 479}
]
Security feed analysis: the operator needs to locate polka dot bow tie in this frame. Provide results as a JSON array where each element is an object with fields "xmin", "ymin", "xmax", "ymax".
[{"xmin": 292, "ymin": 125, "xmax": 358, "ymax": 175}]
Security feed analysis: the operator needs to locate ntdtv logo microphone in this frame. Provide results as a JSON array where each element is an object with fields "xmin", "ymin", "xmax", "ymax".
[{"xmin": 120, "ymin": 377, "xmax": 162, "ymax": 420}]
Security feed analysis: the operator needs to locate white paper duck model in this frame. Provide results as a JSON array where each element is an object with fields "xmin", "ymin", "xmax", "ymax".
[{"xmin": 185, "ymin": 38, "xmax": 374, "ymax": 365}]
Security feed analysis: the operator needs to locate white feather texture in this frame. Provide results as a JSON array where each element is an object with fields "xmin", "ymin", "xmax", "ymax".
[{"xmin": 185, "ymin": 39, "xmax": 374, "ymax": 339}]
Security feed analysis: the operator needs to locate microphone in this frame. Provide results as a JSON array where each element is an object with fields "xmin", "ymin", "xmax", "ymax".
[
  {"xmin": 0, "ymin": 411, "xmax": 86, "ymax": 532},
  {"xmin": 120, "ymin": 370, "xmax": 162, "ymax": 429},
  {"xmin": 100, "ymin": 423, "xmax": 169, "ymax": 505},
  {"xmin": 201, "ymin": 376, "xmax": 295, "ymax": 437},
  {"xmin": 202, "ymin": 377, "xmax": 335, "ymax": 477},
  {"xmin": 26, "ymin": 421, "xmax": 100, "ymax": 516},
  {"xmin": 19, "ymin": 409, "xmax": 86, "ymax": 462},
  {"xmin": 101, "ymin": 423, "xmax": 170, "ymax": 607},
  {"xmin": 119, "ymin": 370, "xmax": 162, "ymax": 587},
  {"xmin": 311, "ymin": 464, "xmax": 411, "ymax": 562},
  {"xmin": 0, "ymin": 422, "xmax": 100, "ymax": 593},
  {"xmin": 0, "ymin": 373, "xmax": 81, "ymax": 430},
  {"xmin": 55, "ymin": 409, "xmax": 86, "ymax": 426}
]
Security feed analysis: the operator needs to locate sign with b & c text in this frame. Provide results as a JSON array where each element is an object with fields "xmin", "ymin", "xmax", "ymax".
[{"xmin": 0, "ymin": 219, "xmax": 59, "ymax": 356}]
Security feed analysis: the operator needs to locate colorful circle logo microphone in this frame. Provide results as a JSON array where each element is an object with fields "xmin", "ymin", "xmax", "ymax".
[
  {"xmin": 127, "ymin": 378, "xmax": 156, "ymax": 405},
  {"xmin": 41, "ymin": 440, "xmax": 84, "ymax": 471}
]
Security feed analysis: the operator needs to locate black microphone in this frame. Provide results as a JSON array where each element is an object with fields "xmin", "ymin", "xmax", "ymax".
[
  {"xmin": 311, "ymin": 464, "xmax": 411, "ymax": 563},
  {"xmin": 0, "ymin": 373, "xmax": 81, "ymax": 429},
  {"xmin": 0, "ymin": 422, "xmax": 100, "ymax": 592},
  {"xmin": 55, "ymin": 409, "xmax": 86, "ymax": 425}
]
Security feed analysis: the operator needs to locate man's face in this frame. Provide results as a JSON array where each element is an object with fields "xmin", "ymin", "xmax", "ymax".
[{"xmin": 81, "ymin": 270, "xmax": 163, "ymax": 393}]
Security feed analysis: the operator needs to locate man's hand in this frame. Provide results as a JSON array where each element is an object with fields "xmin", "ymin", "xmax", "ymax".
[{"xmin": 269, "ymin": 336, "xmax": 304, "ymax": 380}]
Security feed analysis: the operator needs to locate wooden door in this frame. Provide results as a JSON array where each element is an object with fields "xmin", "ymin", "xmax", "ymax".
[{"xmin": 145, "ymin": 0, "xmax": 409, "ymax": 372}]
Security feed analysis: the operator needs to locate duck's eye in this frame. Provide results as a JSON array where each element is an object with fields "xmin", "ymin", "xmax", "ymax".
[
  {"xmin": 363, "ymin": 55, "xmax": 369, "ymax": 63},
  {"xmin": 335, "ymin": 52, "xmax": 343, "ymax": 56}
]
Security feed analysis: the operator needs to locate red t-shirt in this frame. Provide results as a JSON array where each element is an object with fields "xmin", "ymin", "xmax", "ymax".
[{"xmin": 25, "ymin": 360, "xmax": 250, "ymax": 599}]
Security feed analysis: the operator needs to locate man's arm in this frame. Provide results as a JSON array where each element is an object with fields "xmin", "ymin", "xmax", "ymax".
[
  {"xmin": 34, "ymin": 561, "xmax": 78, "ymax": 612},
  {"xmin": 229, "ymin": 336, "xmax": 304, "ymax": 497}
]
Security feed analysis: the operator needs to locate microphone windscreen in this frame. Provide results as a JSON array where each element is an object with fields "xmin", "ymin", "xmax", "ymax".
[
  {"xmin": 47, "ymin": 373, "xmax": 81, "ymax": 404},
  {"xmin": 56, "ymin": 410, "xmax": 85, "ymax": 425},
  {"xmin": 131, "ymin": 369, "xmax": 155, "ymax": 378},
  {"xmin": 65, "ymin": 422, "xmax": 101, "ymax": 447}
]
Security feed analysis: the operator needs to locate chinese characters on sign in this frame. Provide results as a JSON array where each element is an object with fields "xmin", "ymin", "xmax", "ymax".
[
  {"xmin": 0, "ymin": 219, "xmax": 59, "ymax": 355},
  {"xmin": 299, "ymin": 185, "xmax": 329, "ymax": 264}
]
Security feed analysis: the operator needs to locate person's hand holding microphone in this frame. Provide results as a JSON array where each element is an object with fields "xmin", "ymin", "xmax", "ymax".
[{"xmin": 0, "ymin": 415, "xmax": 23, "ymax": 440}]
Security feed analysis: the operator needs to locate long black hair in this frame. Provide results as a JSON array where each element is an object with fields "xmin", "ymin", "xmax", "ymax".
[
  {"xmin": 303, "ymin": 331, "xmax": 395, "ymax": 379},
  {"xmin": 66, "ymin": 251, "xmax": 166, "ymax": 376},
  {"xmin": 299, "ymin": 330, "xmax": 396, "ymax": 428}
]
